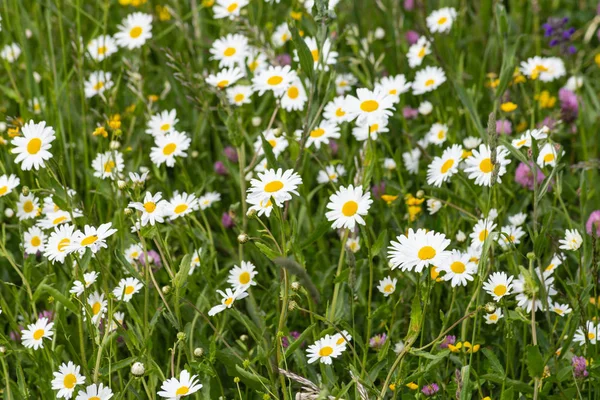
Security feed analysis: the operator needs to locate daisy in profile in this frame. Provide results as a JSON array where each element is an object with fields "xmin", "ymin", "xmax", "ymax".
[
  {"xmin": 272, "ymin": 23, "xmax": 292, "ymax": 47},
  {"xmin": 146, "ymin": 109, "xmax": 178, "ymax": 136},
  {"xmin": 280, "ymin": 78, "xmax": 308, "ymax": 111},
  {"xmin": 190, "ymin": 249, "xmax": 201, "ymax": 274},
  {"xmin": 16, "ymin": 193, "xmax": 40, "ymax": 220},
  {"xmin": 150, "ymin": 130, "xmax": 191, "ymax": 167},
  {"xmin": 345, "ymin": 88, "xmax": 395, "ymax": 125},
  {"xmin": 198, "ymin": 191, "xmax": 221, "ymax": 210},
  {"xmin": 0, "ymin": 174, "xmax": 20, "ymax": 197},
  {"xmin": 129, "ymin": 192, "xmax": 168, "ymax": 226},
  {"xmin": 247, "ymin": 197, "xmax": 274, "ymax": 218},
  {"xmin": 559, "ymin": 229, "xmax": 583, "ymax": 251},
  {"xmin": 70, "ymin": 271, "xmax": 99, "ymax": 297},
  {"xmin": 246, "ymin": 47, "xmax": 268, "ymax": 73},
  {"xmin": 252, "ymin": 65, "xmax": 296, "ymax": 96},
  {"xmin": 470, "ymin": 218, "xmax": 497, "ymax": 248},
  {"xmin": 412, "ymin": 66, "xmax": 446, "ymax": 95},
  {"xmin": 520, "ymin": 56, "xmax": 565, "ymax": 81},
  {"xmin": 213, "ymin": 0, "xmax": 249, "ymax": 19},
  {"xmin": 86, "ymin": 35, "xmax": 118, "ymax": 61},
  {"xmin": 113, "ymin": 277, "xmax": 143, "ymax": 302},
  {"xmin": 551, "ymin": 302, "xmax": 572, "ymax": 317},
  {"xmin": 75, "ymin": 383, "xmax": 114, "ymax": 400},
  {"xmin": 352, "ymin": 117, "xmax": 389, "ymax": 141},
  {"xmin": 210, "ymin": 33, "xmax": 248, "ymax": 68},
  {"xmin": 511, "ymin": 131, "xmax": 532, "ymax": 149},
  {"xmin": 427, "ymin": 123, "xmax": 449, "ymax": 146},
  {"xmin": 513, "ymin": 272, "xmax": 556, "ymax": 313},
  {"xmin": 536, "ymin": 143, "xmax": 561, "ymax": 168},
  {"xmin": 427, "ymin": 144, "xmax": 462, "ymax": 187},
  {"xmin": 45, "ymin": 224, "xmax": 76, "ymax": 264},
  {"xmin": 22, "ymin": 317, "xmax": 54, "ymax": 350},
  {"xmin": 306, "ymin": 334, "xmax": 343, "ymax": 364},
  {"xmin": 254, "ymin": 129, "xmax": 289, "ymax": 157},
  {"xmin": 438, "ymin": 250, "xmax": 477, "ymax": 287},
  {"xmin": 12, "ymin": 120, "xmax": 56, "ymax": 171},
  {"xmin": 84, "ymin": 71, "xmax": 113, "ymax": 98},
  {"xmin": 323, "ymin": 96, "xmax": 352, "ymax": 124},
  {"xmin": 24, "ymin": 226, "xmax": 45, "ymax": 255},
  {"xmin": 407, "ymin": 37, "xmax": 431, "ymax": 68},
  {"xmin": 374, "ymin": 74, "xmax": 411, "ymax": 103},
  {"xmin": 377, "ymin": 276, "xmax": 397, "ymax": 297},
  {"xmin": 306, "ymin": 121, "xmax": 340, "ymax": 149},
  {"xmin": 484, "ymin": 309, "xmax": 503, "ymax": 324},
  {"xmin": 325, "ymin": 185, "xmax": 372, "ymax": 230},
  {"xmin": 208, "ymin": 287, "xmax": 248, "ymax": 316},
  {"xmin": 247, "ymin": 168, "xmax": 302, "ymax": 207},
  {"xmin": 227, "ymin": 261, "xmax": 258, "ymax": 290},
  {"xmin": 226, "ymin": 85, "xmax": 254, "ymax": 106},
  {"xmin": 426, "ymin": 7, "xmax": 458, "ymax": 33},
  {"xmin": 508, "ymin": 212, "xmax": 527, "ymax": 226},
  {"xmin": 68, "ymin": 223, "xmax": 117, "ymax": 255},
  {"xmin": 403, "ymin": 148, "xmax": 421, "ymax": 175},
  {"xmin": 483, "ymin": 271, "xmax": 514, "ymax": 301},
  {"xmin": 206, "ymin": 67, "xmax": 245, "ymax": 89},
  {"xmin": 38, "ymin": 210, "xmax": 79, "ymax": 230},
  {"xmin": 332, "ymin": 330, "xmax": 352, "ymax": 350},
  {"xmin": 129, "ymin": 170, "xmax": 150, "ymax": 185},
  {"xmin": 464, "ymin": 144, "xmax": 511, "ymax": 186},
  {"xmin": 114, "ymin": 12, "xmax": 153, "ymax": 49},
  {"xmin": 91, "ymin": 151, "xmax": 124, "ymax": 180},
  {"xmin": 496, "ymin": 225, "xmax": 526, "ymax": 249},
  {"xmin": 346, "ymin": 237, "xmax": 360, "ymax": 253},
  {"xmin": 52, "ymin": 362, "xmax": 85, "ymax": 399},
  {"xmin": 300, "ymin": 37, "xmax": 338, "ymax": 70},
  {"xmin": 166, "ymin": 192, "xmax": 198, "ymax": 219},
  {"xmin": 543, "ymin": 253, "xmax": 563, "ymax": 276},
  {"xmin": 124, "ymin": 243, "xmax": 143, "ymax": 264},
  {"xmin": 86, "ymin": 291, "xmax": 107, "ymax": 324},
  {"xmin": 317, "ymin": 164, "xmax": 346, "ymax": 184},
  {"xmin": 28, "ymin": 97, "xmax": 45, "ymax": 114},
  {"xmin": 157, "ymin": 370, "xmax": 202, "ymax": 399},
  {"xmin": 0, "ymin": 43, "xmax": 21, "ymax": 62},
  {"xmin": 427, "ymin": 198, "xmax": 442, "ymax": 214},
  {"xmin": 388, "ymin": 228, "xmax": 451, "ymax": 273},
  {"xmin": 335, "ymin": 73, "xmax": 357, "ymax": 95},
  {"xmin": 574, "ymin": 321, "xmax": 599, "ymax": 345}
]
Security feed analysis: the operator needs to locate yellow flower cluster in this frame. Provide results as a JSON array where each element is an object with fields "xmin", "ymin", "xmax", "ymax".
[{"xmin": 448, "ymin": 340, "xmax": 480, "ymax": 353}]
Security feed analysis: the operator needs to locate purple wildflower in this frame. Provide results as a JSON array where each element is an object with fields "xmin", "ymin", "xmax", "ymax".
[
  {"xmin": 329, "ymin": 139, "xmax": 339, "ymax": 155},
  {"xmin": 214, "ymin": 161, "xmax": 228, "ymax": 176},
  {"xmin": 371, "ymin": 182, "xmax": 386, "ymax": 199},
  {"xmin": 403, "ymin": 0, "xmax": 415, "ymax": 11},
  {"xmin": 223, "ymin": 146, "xmax": 238, "ymax": 163},
  {"xmin": 542, "ymin": 17, "xmax": 576, "ymax": 55},
  {"xmin": 496, "ymin": 119, "xmax": 512, "ymax": 135},
  {"xmin": 138, "ymin": 250, "xmax": 162, "ymax": 268},
  {"xmin": 38, "ymin": 310, "xmax": 55, "ymax": 321},
  {"xmin": 439, "ymin": 335, "xmax": 456, "ymax": 349},
  {"xmin": 515, "ymin": 162, "xmax": 546, "ymax": 191},
  {"xmin": 276, "ymin": 53, "xmax": 292, "ymax": 66},
  {"xmin": 369, "ymin": 333, "xmax": 387, "ymax": 349},
  {"xmin": 406, "ymin": 30, "xmax": 420, "ymax": 44},
  {"xmin": 572, "ymin": 356, "xmax": 589, "ymax": 378},
  {"xmin": 402, "ymin": 106, "xmax": 419, "ymax": 119},
  {"xmin": 222, "ymin": 212, "xmax": 235, "ymax": 229},
  {"xmin": 559, "ymin": 88, "xmax": 579, "ymax": 123},
  {"xmin": 586, "ymin": 210, "xmax": 600, "ymax": 237},
  {"xmin": 421, "ymin": 383, "xmax": 440, "ymax": 396}
]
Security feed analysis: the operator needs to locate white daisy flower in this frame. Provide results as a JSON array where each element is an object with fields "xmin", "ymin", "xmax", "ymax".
[
  {"xmin": 129, "ymin": 192, "xmax": 168, "ymax": 226},
  {"xmin": 67, "ymin": 223, "xmax": 118, "ymax": 255},
  {"xmin": 125, "ymin": 244, "xmax": 143, "ymax": 264},
  {"xmin": 157, "ymin": 370, "xmax": 203, "ymax": 399},
  {"xmin": 246, "ymin": 47, "xmax": 268, "ymax": 73},
  {"xmin": 227, "ymin": 261, "xmax": 258, "ymax": 290},
  {"xmin": 226, "ymin": 84, "xmax": 254, "ymax": 106},
  {"xmin": 206, "ymin": 66, "xmax": 245, "ymax": 89},
  {"xmin": 213, "ymin": 0, "xmax": 249, "ymax": 19},
  {"xmin": 84, "ymin": 71, "xmax": 113, "ymax": 98},
  {"xmin": 463, "ymin": 136, "xmax": 482, "ymax": 150},
  {"xmin": 426, "ymin": 7, "xmax": 457, "ymax": 33},
  {"xmin": 150, "ymin": 130, "xmax": 191, "ymax": 167},
  {"xmin": 564, "ymin": 75, "xmax": 583, "ymax": 91},
  {"xmin": 530, "ymin": 126, "xmax": 550, "ymax": 141},
  {"xmin": 247, "ymin": 168, "xmax": 302, "ymax": 207},
  {"xmin": 146, "ymin": 109, "xmax": 178, "ymax": 137},
  {"xmin": 210, "ymin": 33, "xmax": 248, "ymax": 68},
  {"xmin": 86, "ymin": 35, "xmax": 118, "ymax": 61},
  {"xmin": 351, "ymin": 117, "xmax": 389, "ymax": 141},
  {"xmin": 427, "ymin": 123, "xmax": 449, "ymax": 146},
  {"xmin": 280, "ymin": 78, "xmax": 308, "ymax": 111},
  {"xmin": 388, "ymin": 228, "xmax": 451, "ymax": 273},
  {"xmin": 470, "ymin": 218, "xmax": 497, "ymax": 248},
  {"xmin": 75, "ymin": 383, "xmax": 114, "ymax": 400},
  {"xmin": 166, "ymin": 192, "xmax": 199, "ymax": 219},
  {"xmin": 306, "ymin": 121, "xmax": 340, "ymax": 148},
  {"xmin": 426, "ymin": 198, "xmax": 442, "ymax": 214},
  {"xmin": 208, "ymin": 287, "xmax": 249, "ymax": 316},
  {"xmin": 335, "ymin": 73, "xmax": 357, "ymax": 95},
  {"xmin": 496, "ymin": 224, "xmax": 526, "ymax": 249},
  {"xmin": 412, "ymin": 66, "xmax": 446, "ymax": 95},
  {"xmin": 483, "ymin": 271, "xmax": 514, "ymax": 301},
  {"xmin": 520, "ymin": 56, "xmax": 565, "ymax": 81},
  {"xmin": 438, "ymin": 250, "xmax": 477, "ymax": 287},
  {"xmin": 198, "ymin": 191, "xmax": 221, "ymax": 210},
  {"xmin": 114, "ymin": 12, "xmax": 153, "ymax": 49},
  {"xmin": 426, "ymin": 144, "xmax": 462, "ymax": 187},
  {"xmin": 0, "ymin": 43, "xmax": 21, "ymax": 62},
  {"xmin": 419, "ymin": 101, "xmax": 433, "ymax": 115},
  {"xmin": 383, "ymin": 158, "xmax": 397, "ymax": 171},
  {"xmin": 129, "ymin": 170, "xmax": 150, "ymax": 184},
  {"xmin": 190, "ymin": 249, "xmax": 201, "ymax": 275},
  {"xmin": 407, "ymin": 36, "xmax": 431, "ymax": 68},
  {"xmin": 317, "ymin": 164, "xmax": 346, "ymax": 184},
  {"xmin": 247, "ymin": 197, "xmax": 274, "ymax": 218},
  {"xmin": 16, "ymin": 193, "xmax": 40, "ymax": 220},
  {"xmin": 325, "ymin": 185, "xmax": 372, "ymax": 230},
  {"xmin": 22, "ymin": 317, "xmax": 54, "ymax": 350},
  {"xmin": 254, "ymin": 129, "xmax": 289, "ymax": 157},
  {"xmin": 508, "ymin": 212, "xmax": 527, "ymax": 226},
  {"xmin": 252, "ymin": 65, "xmax": 296, "ymax": 96},
  {"xmin": 11, "ymin": 120, "xmax": 56, "ymax": 171},
  {"xmin": 24, "ymin": 226, "xmax": 46, "ymax": 255},
  {"xmin": 306, "ymin": 334, "xmax": 343, "ymax": 365},
  {"xmin": 484, "ymin": 309, "xmax": 504, "ymax": 324},
  {"xmin": 536, "ymin": 143, "xmax": 561, "ymax": 168},
  {"xmin": 44, "ymin": 224, "xmax": 76, "ymax": 263},
  {"xmin": 559, "ymin": 229, "xmax": 583, "ymax": 251},
  {"xmin": 346, "ymin": 237, "xmax": 360, "ymax": 253},
  {"xmin": 91, "ymin": 151, "xmax": 124, "ymax": 180},
  {"xmin": 86, "ymin": 291, "xmax": 107, "ymax": 325},
  {"xmin": 402, "ymin": 148, "xmax": 421, "ymax": 175},
  {"xmin": 511, "ymin": 131, "xmax": 532, "ymax": 149},
  {"xmin": 28, "ymin": 97, "xmax": 45, "ymax": 114},
  {"xmin": 377, "ymin": 276, "xmax": 397, "ymax": 297},
  {"xmin": 464, "ymin": 144, "xmax": 511, "ymax": 186},
  {"xmin": 345, "ymin": 88, "xmax": 396, "ymax": 126},
  {"xmin": 297, "ymin": 37, "xmax": 338, "ymax": 71},
  {"xmin": 543, "ymin": 253, "xmax": 564, "ymax": 276},
  {"xmin": 0, "ymin": 174, "xmax": 20, "ymax": 197},
  {"xmin": 550, "ymin": 302, "xmax": 572, "ymax": 317},
  {"xmin": 374, "ymin": 74, "xmax": 411, "ymax": 103},
  {"xmin": 113, "ymin": 277, "xmax": 143, "ymax": 302},
  {"xmin": 574, "ymin": 321, "xmax": 600, "ymax": 346},
  {"xmin": 323, "ymin": 96, "xmax": 352, "ymax": 124},
  {"xmin": 51, "ymin": 361, "xmax": 85, "ymax": 399},
  {"xmin": 332, "ymin": 330, "xmax": 352, "ymax": 350},
  {"xmin": 271, "ymin": 23, "xmax": 292, "ymax": 47},
  {"xmin": 70, "ymin": 271, "xmax": 99, "ymax": 297},
  {"xmin": 513, "ymin": 272, "xmax": 556, "ymax": 313}
]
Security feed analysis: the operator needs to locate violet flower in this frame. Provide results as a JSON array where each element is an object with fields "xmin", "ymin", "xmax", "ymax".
[
  {"xmin": 422, "ymin": 383, "xmax": 440, "ymax": 396},
  {"xmin": 586, "ymin": 210, "xmax": 600, "ymax": 236},
  {"xmin": 515, "ymin": 162, "xmax": 546, "ymax": 191}
]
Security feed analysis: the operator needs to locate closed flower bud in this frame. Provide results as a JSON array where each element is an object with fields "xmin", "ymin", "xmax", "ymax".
[
  {"xmin": 191, "ymin": 150, "xmax": 199, "ymax": 158},
  {"xmin": 291, "ymin": 281, "xmax": 300, "ymax": 291},
  {"xmin": 237, "ymin": 233, "xmax": 249, "ymax": 244},
  {"xmin": 484, "ymin": 302, "xmax": 496, "ymax": 313},
  {"xmin": 131, "ymin": 362, "xmax": 145, "ymax": 376},
  {"xmin": 194, "ymin": 347, "xmax": 204, "ymax": 357},
  {"xmin": 251, "ymin": 117, "xmax": 262, "ymax": 127},
  {"xmin": 124, "ymin": 208, "xmax": 133, "ymax": 215},
  {"xmin": 117, "ymin": 180, "xmax": 127, "ymax": 189},
  {"xmin": 22, "ymin": 186, "xmax": 30, "ymax": 196},
  {"xmin": 109, "ymin": 140, "xmax": 121, "ymax": 150},
  {"xmin": 177, "ymin": 332, "xmax": 186, "ymax": 341},
  {"xmin": 162, "ymin": 285, "xmax": 171, "ymax": 294},
  {"xmin": 416, "ymin": 190, "xmax": 424, "ymax": 199},
  {"xmin": 240, "ymin": 334, "xmax": 248, "ymax": 341},
  {"xmin": 4, "ymin": 208, "xmax": 14, "ymax": 218}
]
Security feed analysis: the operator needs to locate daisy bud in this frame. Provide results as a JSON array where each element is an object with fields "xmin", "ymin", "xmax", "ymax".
[
  {"xmin": 237, "ymin": 233, "xmax": 249, "ymax": 244},
  {"xmin": 177, "ymin": 332, "xmax": 186, "ymax": 342},
  {"xmin": 124, "ymin": 208, "xmax": 133, "ymax": 215},
  {"xmin": 117, "ymin": 180, "xmax": 127, "ymax": 189},
  {"xmin": 246, "ymin": 208, "xmax": 257, "ymax": 218},
  {"xmin": 291, "ymin": 281, "xmax": 300, "ymax": 291},
  {"xmin": 0, "ymin": 122, "xmax": 6, "ymax": 132},
  {"xmin": 0, "ymin": 346, "xmax": 5, "ymax": 353},
  {"xmin": 162, "ymin": 286, "xmax": 171, "ymax": 294},
  {"xmin": 109, "ymin": 140, "xmax": 121, "ymax": 150},
  {"xmin": 484, "ymin": 302, "xmax": 496, "ymax": 313},
  {"xmin": 4, "ymin": 208, "xmax": 14, "ymax": 218},
  {"xmin": 288, "ymin": 300, "xmax": 297, "ymax": 311},
  {"xmin": 416, "ymin": 190, "xmax": 424, "ymax": 199},
  {"xmin": 25, "ymin": 29, "xmax": 33, "ymax": 38},
  {"xmin": 374, "ymin": 27, "xmax": 385, "ymax": 39},
  {"xmin": 262, "ymin": 395, "xmax": 270, "ymax": 400},
  {"xmin": 191, "ymin": 150, "xmax": 199, "ymax": 158},
  {"xmin": 240, "ymin": 335, "xmax": 248, "ymax": 342},
  {"xmin": 251, "ymin": 117, "xmax": 262, "ymax": 127},
  {"xmin": 194, "ymin": 347, "xmax": 204, "ymax": 357},
  {"xmin": 527, "ymin": 252, "xmax": 536, "ymax": 260},
  {"xmin": 22, "ymin": 186, "xmax": 30, "ymax": 196},
  {"xmin": 234, "ymin": 377, "xmax": 241, "ymax": 383},
  {"xmin": 455, "ymin": 230, "xmax": 466, "ymax": 242},
  {"xmin": 140, "ymin": 166, "xmax": 149, "ymax": 173},
  {"xmin": 131, "ymin": 362, "xmax": 145, "ymax": 376}
]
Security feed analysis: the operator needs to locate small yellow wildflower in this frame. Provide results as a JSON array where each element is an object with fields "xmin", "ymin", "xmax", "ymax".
[
  {"xmin": 389, "ymin": 383, "xmax": 396, "ymax": 391},
  {"xmin": 535, "ymin": 90, "xmax": 556, "ymax": 109},
  {"xmin": 406, "ymin": 382, "xmax": 418, "ymax": 390},
  {"xmin": 500, "ymin": 102, "xmax": 517, "ymax": 112},
  {"xmin": 156, "ymin": 5, "xmax": 171, "ymax": 21},
  {"xmin": 108, "ymin": 114, "xmax": 122, "ymax": 130},
  {"xmin": 148, "ymin": 94, "xmax": 159, "ymax": 103},
  {"xmin": 93, "ymin": 126, "xmax": 108, "ymax": 138},
  {"xmin": 381, "ymin": 194, "xmax": 399, "ymax": 205},
  {"xmin": 126, "ymin": 104, "xmax": 136, "ymax": 114},
  {"xmin": 516, "ymin": 120, "xmax": 528, "ymax": 133},
  {"xmin": 595, "ymin": 53, "xmax": 600, "ymax": 67},
  {"xmin": 290, "ymin": 11, "xmax": 302, "ymax": 20},
  {"xmin": 8, "ymin": 127, "xmax": 20, "ymax": 138},
  {"xmin": 201, "ymin": 0, "xmax": 215, "ymax": 7},
  {"xmin": 448, "ymin": 342, "xmax": 462, "ymax": 352}
]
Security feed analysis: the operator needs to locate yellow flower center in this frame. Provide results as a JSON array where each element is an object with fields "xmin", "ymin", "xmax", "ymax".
[
  {"xmin": 545, "ymin": 263, "xmax": 554, "ymax": 272},
  {"xmin": 223, "ymin": 47, "xmax": 236, "ymax": 57},
  {"xmin": 384, "ymin": 284, "xmax": 394, "ymax": 292},
  {"xmin": 389, "ymin": 89, "xmax": 397, "ymax": 95},
  {"xmin": 33, "ymin": 328, "xmax": 45, "ymax": 340},
  {"xmin": 438, "ymin": 16, "xmax": 448, "ymax": 25},
  {"xmin": 160, "ymin": 123, "xmax": 171, "ymax": 131},
  {"xmin": 588, "ymin": 332, "xmax": 595, "ymax": 340},
  {"xmin": 370, "ymin": 124, "xmax": 379, "ymax": 133},
  {"xmin": 144, "ymin": 202, "xmax": 157, "ymax": 213},
  {"xmin": 437, "ymin": 130, "xmax": 445, "ymax": 139},
  {"xmin": 239, "ymin": 271, "xmax": 250, "ymax": 284},
  {"xmin": 335, "ymin": 107, "xmax": 345, "ymax": 117},
  {"xmin": 58, "ymin": 238, "xmax": 70, "ymax": 252},
  {"xmin": 97, "ymin": 45, "xmax": 107, "ymax": 55},
  {"xmin": 319, "ymin": 346, "xmax": 333, "ymax": 357},
  {"xmin": 310, "ymin": 128, "xmax": 325, "ymax": 138},
  {"xmin": 90, "ymin": 397, "xmax": 101, "ymax": 400},
  {"xmin": 441, "ymin": 159, "xmax": 454, "ymax": 173},
  {"xmin": 418, "ymin": 47, "xmax": 426, "ymax": 58},
  {"xmin": 267, "ymin": 75, "xmax": 283, "ymax": 86},
  {"xmin": 130, "ymin": 26, "xmax": 143, "ymax": 38},
  {"xmin": 268, "ymin": 139, "xmax": 276, "ymax": 147},
  {"xmin": 0, "ymin": 186, "xmax": 7, "ymax": 196},
  {"xmin": 287, "ymin": 86, "xmax": 299, "ymax": 99},
  {"xmin": 554, "ymin": 308, "xmax": 563, "ymax": 315},
  {"xmin": 226, "ymin": 2, "xmax": 238, "ymax": 12},
  {"xmin": 234, "ymin": 93, "xmax": 245, "ymax": 102},
  {"xmin": 174, "ymin": 204, "xmax": 188, "ymax": 214},
  {"xmin": 176, "ymin": 386, "xmax": 190, "ymax": 395},
  {"xmin": 425, "ymin": 79, "xmax": 435, "ymax": 87},
  {"xmin": 543, "ymin": 153, "xmax": 555, "ymax": 163},
  {"xmin": 418, "ymin": 246, "xmax": 436, "ymax": 260},
  {"xmin": 450, "ymin": 261, "xmax": 466, "ymax": 274},
  {"xmin": 311, "ymin": 49, "xmax": 319, "ymax": 62},
  {"xmin": 93, "ymin": 81, "xmax": 105, "ymax": 91},
  {"xmin": 493, "ymin": 285, "xmax": 507, "ymax": 296},
  {"xmin": 490, "ymin": 314, "xmax": 498, "ymax": 321},
  {"xmin": 31, "ymin": 236, "xmax": 41, "ymax": 247},
  {"xmin": 224, "ymin": 297, "xmax": 234, "ymax": 306},
  {"xmin": 27, "ymin": 138, "xmax": 42, "ymax": 154},
  {"xmin": 248, "ymin": 60, "xmax": 259, "ymax": 71},
  {"xmin": 479, "ymin": 229, "xmax": 489, "ymax": 242},
  {"xmin": 479, "ymin": 158, "xmax": 493, "ymax": 173},
  {"xmin": 264, "ymin": 180, "xmax": 283, "ymax": 193},
  {"xmin": 53, "ymin": 216, "xmax": 68, "ymax": 225},
  {"xmin": 125, "ymin": 285, "xmax": 135, "ymax": 295},
  {"xmin": 63, "ymin": 373, "xmax": 77, "ymax": 389},
  {"xmin": 92, "ymin": 302, "xmax": 102, "ymax": 315},
  {"xmin": 23, "ymin": 201, "xmax": 34, "ymax": 213},
  {"xmin": 360, "ymin": 100, "xmax": 379, "ymax": 112},
  {"xmin": 81, "ymin": 235, "xmax": 98, "ymax": 246},
  {"xmin": 217, "ymin": 80, "xmax": 229, "ymax": 88},
  {"xmin": 341, "ymin": 200, "xmax": 358, "ymax": 217},
  {"xmin": 104, "ymin": 160, "xmax": 116, "ymax": 173},
  {"xmin": 163, "ymin": 143, "xmax": 177, "ymax": 155}
]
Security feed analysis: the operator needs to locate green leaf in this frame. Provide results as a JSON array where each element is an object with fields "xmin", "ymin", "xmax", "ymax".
[
  {"xmin": 500, "ymin": 386, "xmax": 514, "ymax": 400},
  {"xmin": 254, "ymin": 242, "xmax": 279, "ymax": 260},
  {"xmin": 371, "ymin": 229, "xmax": 387, "ymax": 258},
  {"xmin": 174, "ymin": 254, "xmax": 191, "ymax": 288},
  {"xmin": 333, "ymin": 268, "xmax": 350, "ymax": 284},
  {"xmin": 290, "ymin": 25, "xmax": 314, "ymax": 80},
  {"xmin": 526, "ymin": 345, "xmax": 544, "ymax": 378},
  {"xmin": 285, "ymin": 323, "xmax": 316, "ymax": 358},
  {"xmin": 460, "ymin": 365, "xmax": 471, "ymax": 400},
  {"xmin": 407, "ymin": 291, "xmax": 422, "ymax": 337},
  {"xmin": 482, "ymin": 348, "xmax": 505, "ymax": 378},
  {"xmin": 259, "ymin": 131, "xmax": 277, "ymax": 169},
  {"xmin": 37, "ymin": 284, "xmax": 78, "ymax": 313},
  {"xmin": 234, "ymin": 365, "xmax": 270, "ymax": 389},
  {"xmin": 300, "ymin": 219, "xmax": 331, "ymax": 249}
]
